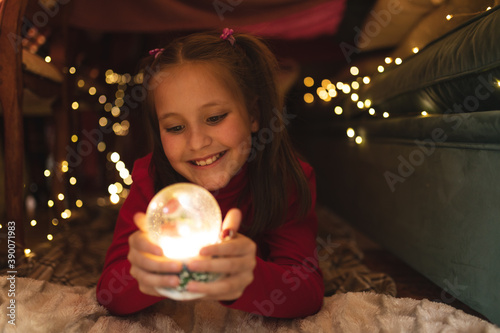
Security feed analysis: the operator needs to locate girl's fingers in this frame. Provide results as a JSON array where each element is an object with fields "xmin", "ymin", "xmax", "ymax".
[
  {"xmin": 187, "ymin": 252, "xmax": 255, "ymax": 274},
  {"xmin": 129, "ymin": 266, "xmax": 180, "ymax": 293},
  {"xmin": 219, "ymin": 208, "xmax": 242, "ymax": 239},
  {"xmin": 128, "ymin": 247, "xmax": 182, "ymax": 273},
  {"xmin": 186, "ymin": 272, "xmax": 253, "ymax": 300},
  {"xmin": 129, "ymin": 230, "xmax": 163, "ymax": 256},
  {"xmin": 133, "ymin": 212, "xmax": 148, "ymax": 232}
]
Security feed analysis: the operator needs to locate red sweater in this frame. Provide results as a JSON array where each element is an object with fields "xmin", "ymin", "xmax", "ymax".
[{"xmin": 96, "ymin": 153, "xmax": 324, "ymax": 318}]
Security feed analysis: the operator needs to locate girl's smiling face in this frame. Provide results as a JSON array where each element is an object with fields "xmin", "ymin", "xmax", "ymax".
[{"xmin": 154, "ymin": 63, "xmax": 259, "ymax": 191}]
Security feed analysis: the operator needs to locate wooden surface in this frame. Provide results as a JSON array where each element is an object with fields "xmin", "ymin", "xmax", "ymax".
[{"xmin": 0, "ymin": 0, "xmax": 29, "ymax": 249}]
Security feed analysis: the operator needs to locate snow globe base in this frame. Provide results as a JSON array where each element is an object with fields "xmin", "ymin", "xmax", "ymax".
[{"xmin": 156, "ymin": 264, "xmax": 221, "ymax": 301}]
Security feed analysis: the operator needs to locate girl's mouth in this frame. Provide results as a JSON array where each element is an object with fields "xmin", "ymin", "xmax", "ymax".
[{"xmin": 189, "ymin": 151, "xmax": 227, "ymax": 166}]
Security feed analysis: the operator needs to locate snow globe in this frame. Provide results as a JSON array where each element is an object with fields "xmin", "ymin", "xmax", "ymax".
[{"xmin": 145, "ymin": 183, "xmax": 222, "ymax": 300}]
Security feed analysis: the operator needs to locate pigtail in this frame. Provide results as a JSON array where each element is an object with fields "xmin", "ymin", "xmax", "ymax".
[{"xmin": 230, "ymin": 34, "xmax": 312, "ymax": 237}]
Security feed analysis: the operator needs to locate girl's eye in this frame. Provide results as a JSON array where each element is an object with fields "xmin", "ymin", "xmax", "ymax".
[
  {"xmin": 166, "ymin": 125, "xmax": 185, "ymax": 133},
  {"xmin": 207, "ymin": 113, "xmax": 228, "ymax": 124}
]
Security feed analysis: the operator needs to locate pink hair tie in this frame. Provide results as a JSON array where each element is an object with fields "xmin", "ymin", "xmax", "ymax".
[
  {"xmin": 220, "ymin": 28, "xmax": 235, "ymax": 46},
  {"xmin": 149, "ymin": 48, "xmax": 164, "ymax": 59}
]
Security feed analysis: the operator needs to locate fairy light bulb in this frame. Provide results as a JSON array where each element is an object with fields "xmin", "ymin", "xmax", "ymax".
[
  {"xmin": 110, "ymin": 193, "xmax": 120, "ymax": 204},
  {"xmin": 346, "ymin": 128, "xmax": 355, "ymax": 138},
  {"xmin": 303, "ymin": 77, "xmax": 314, "ymax": 87},
  {"xmin": 146, "ymin": 183, "xmax": 222, "ymax": 300},
  {"xmin": 110, "ymin": 152, "xmax": 120, "ymax": 163},
  {"xmin": 304, "ymin": 93, "xmax": 314, "ymax": 104}
]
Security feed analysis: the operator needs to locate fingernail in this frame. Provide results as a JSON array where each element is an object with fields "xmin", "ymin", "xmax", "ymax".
[
  {"xmin": 169, "ymin": 262, "xmax": 181, "ymax": 271},
  {"xmin": 188, "ymin": 261, "xmax": 200, "ymax": 271},
  {"xmin": 169, "ymin": 276, "xmax": 179, "ymax": 286},
  {"xmin": 220, "ymin": 228, "xmax": 235, "ymax": 241},
  {"xmin": 153, "ymin": 246, "xmax": 163, "ymax": 256},
  {"xmin": 186, "ymin": 282, "xmax": 198, "ymax": 292}
]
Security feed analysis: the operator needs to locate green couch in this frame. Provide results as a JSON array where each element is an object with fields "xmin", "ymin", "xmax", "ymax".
[{"xmin": 303, "ymin": 6, "xmax": 500, "ymax": 324}]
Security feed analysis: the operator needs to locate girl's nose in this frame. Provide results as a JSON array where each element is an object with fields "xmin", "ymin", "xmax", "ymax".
[{"xmin": 188, "ymin": 127, "xmax": 212, "ymax": 151}]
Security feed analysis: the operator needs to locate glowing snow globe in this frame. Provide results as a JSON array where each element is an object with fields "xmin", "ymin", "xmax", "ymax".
[{"xmin": 146, "ymin": 183, "xmax": 222, "ymax": 300}]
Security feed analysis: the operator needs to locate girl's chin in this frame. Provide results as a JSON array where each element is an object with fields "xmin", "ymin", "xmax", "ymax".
[{"xmin": 193, "ymin": 174, "xmax": 231, "ymax": 192}]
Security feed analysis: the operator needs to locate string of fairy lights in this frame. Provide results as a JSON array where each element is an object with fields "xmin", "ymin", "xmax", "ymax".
[
  {"xmin": 301, "ymin": 5, "xmax": 497, "ymax": 147},
  {"xmin": 15, "ymin": 63, "xmax": 145, "ymax": 256}
]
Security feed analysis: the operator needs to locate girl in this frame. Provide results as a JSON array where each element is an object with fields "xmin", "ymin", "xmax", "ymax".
[{"xmin": 96, "ymin": 29, "xmax": 324, "ymax": 318}]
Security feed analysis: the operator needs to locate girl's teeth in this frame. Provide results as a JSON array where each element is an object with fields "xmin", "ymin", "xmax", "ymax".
[{"xmin": 195, "ymin": 153, "xmax": 221, "ymax": 166}]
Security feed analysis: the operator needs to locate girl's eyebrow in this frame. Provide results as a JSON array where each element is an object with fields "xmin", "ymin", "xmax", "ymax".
[
  {"xmin": 200, "ymin": 101, "xmax": 228, "ymax": 109},
  {"xmin": 158, "ymin": 113, "xmax": 176, "ymax": 120},
  {"xmin": 158, "ymin": 101, "xmax": 230, "ymax": 120}
]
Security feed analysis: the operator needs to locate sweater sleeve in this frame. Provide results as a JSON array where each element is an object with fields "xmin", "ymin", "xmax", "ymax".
[
  {"xmin": 221, "ymin": 161, "xmax": 324, "ymax": 318},
  {"xmin": 96, "ymin": 154, "xmax": 165, "ymax": 315}
]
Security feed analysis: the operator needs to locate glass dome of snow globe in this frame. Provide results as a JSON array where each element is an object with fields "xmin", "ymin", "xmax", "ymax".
[{"xmin": 146, "ymin": 183, "xmax": 222, "ymax": 300}]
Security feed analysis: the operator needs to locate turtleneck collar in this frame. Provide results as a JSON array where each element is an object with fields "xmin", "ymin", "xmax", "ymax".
[{"xmin": 210, "ymin": 162, "xmax": 249, "ymax": 202}]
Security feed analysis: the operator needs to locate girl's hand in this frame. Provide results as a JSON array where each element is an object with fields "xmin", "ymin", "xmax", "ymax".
[
  {"xmin": 185, "ymin": 208, "xmax": 257, "ymax": 301},
  {"xmin": 128, "ymin": 212, "xmax": 183, "ymax": 297}
]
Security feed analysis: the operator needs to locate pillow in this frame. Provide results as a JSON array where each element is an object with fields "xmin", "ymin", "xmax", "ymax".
[
  {"xmin": 356, "ymin": 0, "xmax": 443, "ymax": 51},
  {"xmin": 355, "ymin": 5, "xmax": 500, "ymax": 117},
  {"xmin": 392, "ymin": 0, "xmax": 497, "ymax": 59}
]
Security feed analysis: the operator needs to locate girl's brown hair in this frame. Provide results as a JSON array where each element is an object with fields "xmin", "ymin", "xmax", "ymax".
[{"xmin": 142, "ymin": 31, "xmax": 311, "ymax": 238}]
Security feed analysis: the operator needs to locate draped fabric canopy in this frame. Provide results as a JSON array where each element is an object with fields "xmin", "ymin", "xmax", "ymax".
[{"xmin": 68, "ymin": 0, "xmax": 346, "ymax": 39}]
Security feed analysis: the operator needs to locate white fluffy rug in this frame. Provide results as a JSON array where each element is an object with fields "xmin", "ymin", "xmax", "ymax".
[{"xmin": 1, "ymin": 277, "xmax": 498, "ymax": 333}]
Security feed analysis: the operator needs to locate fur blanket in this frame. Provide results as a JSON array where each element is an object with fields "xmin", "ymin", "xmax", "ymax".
[
  {"xmin": 0, "ymin": 277, "xmax": 498, "ymax": 333},
  {"xmin": 1, "ymin": 205, "xmax": 498, "ymax": 332}
]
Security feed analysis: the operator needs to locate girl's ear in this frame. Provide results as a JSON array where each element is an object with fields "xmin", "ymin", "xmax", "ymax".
[
  {"xmin": 249, "ymin": 99, "xmax": 260, "ymax": 133},
  {"xmin": 250, "ymin": 116, "xmax": 259, "ymax": 133}
]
